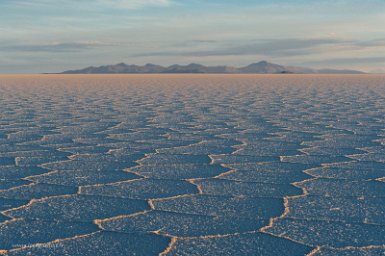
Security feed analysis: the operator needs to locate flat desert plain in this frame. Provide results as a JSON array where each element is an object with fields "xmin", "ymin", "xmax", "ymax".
[{"xmin": 0, "ymin": 74, "xmax": 385, "ymax": 255}]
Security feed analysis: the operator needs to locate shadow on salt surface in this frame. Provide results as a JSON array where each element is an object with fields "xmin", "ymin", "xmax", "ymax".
[
  {"xmin": 7, "ymin": 231, "xmax": 170, "ymax": 256},
  {"xmin": 0, "ymin": 157, "xmax": 16, "ymax": 166},
  {"xmin": 314, "ymin": 247, "xmax": 385, "ymax": 256},
  {"xmin": 136, "ymin": 139, "xmax": 203, "ymax": 149},
  {"xmin": 38, "ymin": 134, "xmax": 77, "ymax": 145},
  {"xmin": 306, "ymin": 163, "xmax": 385, "ymax": 180},
  {"xmin": 0, "ymin": 132, "xmax": 6, "ymax": 140},
  {"xmin": 26, "ymin": 169, "xmax": 140, "ymax": 186},
  {"xmin": 80, "ymin": 179, "xmax": 198, "ymax": 199},
  {"xmin": 300, "ymin": 147, "xmax": 366, "ymax": 156},
  {"xmin": 348, "ymin": 153, "xmax": 385, "ymax": 163},
  {"xmin": 71, "ymin": 137, "xmax": 129, "ymax": 145},
  {"xmin": 57, "ymin": 146, "xmax": 111, "ymax": 154},
  {"xmin": 168, "ymin": 233, "xmax": 313, "ymax": 256},
  {"xmin": 15, "ymin": 156, "xmax": 69, "ymax": 167},
  {"xmin": 226, "ymin": 125, "xmax": 286, "ymax": 135},
  {"xmin": 0, "ymin": 198, "xmax": 29, "ymax": 211},
  {"xmin": 56, "ymin": 122, "xmax": 122, "ymax": 134},
  {"xmin": 129, "ymin": 164, "xmax": 227, "ymax": 180},
  {"xmin": 138, "ymin": 154, "xmax": 212, "ymax": 165},
  {"xmin": 280, "ymin": 155, "xmax": 351, "ymax": 165},
  {"xmin": 156, "ymin": 143, "xmax": 235, "ymax": 155},
  {"xmin": 0, "ymin": 183, "xmax": 77, "ymax": 200},
  {"xmin": 0, "ymin": 219, "xmax": 98, "ymax": 251},
  {"xmin": 265, "ymin": 131, "xmax": 321, "ymax": 143},
  {"xmin": 0, "ymin": 213, "xmax": 10, "ymax": 223},
  {"xmin": 101, "ymin": 210, "xmax": 268, "ymax": 237},
  {"xmin": 223, "ymin": 161, "xmax": 313, "ymax": 171},
  {"xmin": 107, "ymin": 131, "xmax": 170, "ymax": 141},
  {"xmin": 232, "ymin": 141, "xmax": 301, "ymax": 157},
  {"xmin": 194, "ymin": 179, "xmax": 302, "ymax": 197},
  {"xmin": 99, "ymin": 141, "xmax": 151, "ymax": 151},
  {"xmin": 94, "ymin": 128, "xmax": 137, "ymax": 135},
  {"xmin": 0, "ymin": 166, "xmax": 50, "ymax": 180},
  {"xmin": 360, "ymin": 146, "xmax": 385, "ymax": 154},
  {"xmin": 1, "ymin": 133, "xmax": 45, "ymax": 144},
  {"xmin": 301, "ymin": 134, "xmax": 381, "ymax": 148},
  {"xmin": 217, "ymin": 132, "xmax": 277, "ymax": 141},
  {"xmin": 154, "ymin": 194, "xmax": 283, "ymax": 219},
  {"xmin": 219, "ymin": 169, "xmax": 311, "ymax": 184},
  {"xmin": 265, "ymin": 218, "xmax": 385, "ymax": 248},
  {"xmin": 4, "ymin": 194, "xmax": 150, "ymax": 222},
  {"xmin": 41, "ymin": 153, "xmax": 144, "ymax": 172},
  {"xmin": 324, "ymin": 161, "xmax": 385, "ymax": 169},
  {"xmin": 197, "ymin": 128, "xmax": 241, "ymax": 137},
  {"xmin": 0, "ymin": 180, "xmax": 31, "ymax": 190},
  {"xmin": 0, "ymin": 144, "xmax": 46, "ymax": 153},
  {"xmin": 285, "ymin": 195, "xmax": 385, "ymax": 224},
  {"xmin": 0, "ymin": 149, "xmax": 70, "ymax": 158},
  {"xmin": 209, "ymin": 155, "xmax": 278, "ymax": 165},
  {"xmin": 297, "ymin": 179, "xmax": 385, "ymax": 197}
]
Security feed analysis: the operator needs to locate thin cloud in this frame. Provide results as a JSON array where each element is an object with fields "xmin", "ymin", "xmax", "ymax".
[
  {"xmin": 355, "ymin": 38, "xmax": 385, "ymax": 47},
  {"xmin": 131, "ymin": 38, "xmax": 347, "ymax": 57},
  {"xmin": 302, "ymin": 56, "xmax": 385, "ymax": 65},
  {"xmin": 98, "ymin": 0, "xmax": 171, "ymax": 9},
  {"xmin": 2, "ymin": 0, "xmax": 171, "ymax": 9},
  {"xmin": 130, "ymin": 37, "xmax": 385, "ymax": 60},
  {"xmin": 0, "ymin": 42, "xmax": 110, "ymax": 52}
]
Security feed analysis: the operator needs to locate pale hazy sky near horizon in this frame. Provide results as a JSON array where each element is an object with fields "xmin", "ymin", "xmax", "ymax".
[{"xmin": 1, "ymin": 0, "xmax": 385, "ymax": 73}]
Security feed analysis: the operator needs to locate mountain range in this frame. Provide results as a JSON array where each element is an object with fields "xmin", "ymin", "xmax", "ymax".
[{"xmin": 61, "ymin": 61, "xmax": 364, "ymax": 74}]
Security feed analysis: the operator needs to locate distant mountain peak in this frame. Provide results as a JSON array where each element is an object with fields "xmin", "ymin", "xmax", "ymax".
[
  {"xmin": 61, "ymin": 61, "xmax": 365, "ymax": 74},
  {"xmin": 144, "ymin": 63, "xmax": 160, "ymax": 67}
]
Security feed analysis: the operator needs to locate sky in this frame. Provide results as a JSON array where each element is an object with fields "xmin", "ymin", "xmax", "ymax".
[{"xmin": 1, "ymin": 0, "xmax": 385, "ymax": 73}]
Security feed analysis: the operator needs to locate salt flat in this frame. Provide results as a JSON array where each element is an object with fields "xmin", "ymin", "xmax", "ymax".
[{"xmin": 0, "ymin": 74, "xmax": 385, "ymax": 255}]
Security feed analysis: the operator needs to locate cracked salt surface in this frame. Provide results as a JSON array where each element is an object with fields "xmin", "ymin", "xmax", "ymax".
[{"xmin": 0, "ymin": 74, "xmax": 385, "ymax": 255}]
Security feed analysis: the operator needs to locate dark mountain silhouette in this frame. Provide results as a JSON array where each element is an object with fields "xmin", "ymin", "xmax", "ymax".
[
  {"xmin": 61, "ymin": 61, "xmax": 364, "ymax": 74},
  {"xmin": 238, "ymin": 61, "xmax": 286, "ymax": 73}
]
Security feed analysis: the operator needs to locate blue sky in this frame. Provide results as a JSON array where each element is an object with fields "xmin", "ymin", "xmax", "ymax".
[{"xmin": 1, "ymin": 0, "xmax": 385, "ymax": 73}]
